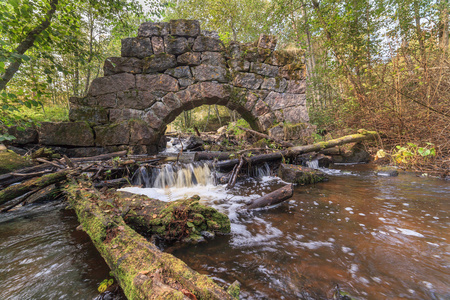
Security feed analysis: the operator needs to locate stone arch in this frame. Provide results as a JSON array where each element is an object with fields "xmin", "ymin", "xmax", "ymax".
[{"xmin": 39, "ymin": 19, "xmax": 310, "ymax": 155}]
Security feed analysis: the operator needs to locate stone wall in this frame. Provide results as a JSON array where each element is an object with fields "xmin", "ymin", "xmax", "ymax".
[{"xmin": 35, "ymin": 19, "xmax": 311, "ymax": 155}]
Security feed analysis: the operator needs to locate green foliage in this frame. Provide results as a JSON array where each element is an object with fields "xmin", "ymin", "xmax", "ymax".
[
  {"xmin": 391, "ymin": 142, "xmax": 437, "ymax": 167},
  {"xmin": 226, "ymin": 118, "xmax": 250, "ymax": 136},
  {"xmin": 98, "ymin": 277, "xmax": 114, "ymax": 293}
]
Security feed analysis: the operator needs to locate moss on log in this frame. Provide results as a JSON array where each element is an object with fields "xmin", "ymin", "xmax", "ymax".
[
  {"xmin": 65, "ymin": 180, "xmax": 236, "ymax": 300},
  {"xmin": 0, "ymin": 170, "xmax": 70, "ymax": 206}
]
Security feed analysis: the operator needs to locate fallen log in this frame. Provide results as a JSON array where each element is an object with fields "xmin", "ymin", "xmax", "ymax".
[
  {"xmin": 65, "ymin": 181, "xmax": 237, "ymax": 299},
  {"xmin": 226, "ymin": 156, "xmax": 244, "ymax": 189},
  {"xmin": 237, "ymin": 126, "xmax": 294, "ymax": 147},
  {"xmin": 194, "ymin": 152, "xmax": 233, "ymax": 161},
  {"xmin": 215, "ymin": 131, "xmax": 378, "ymax": 171},
  {"xmin": 247, "ymin": 184, "xmax": 294, "ymax": 209},
  {"xmin": 70, "ymin": 150, "xmax": 128, "ymax": 162},
  {"xmin": 0, "ymin": 170, "xmax": 71, "ymax": 206}
]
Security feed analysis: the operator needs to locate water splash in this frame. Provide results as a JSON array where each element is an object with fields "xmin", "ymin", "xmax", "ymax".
[{"xmin": 306, "ymin": 159, "xmax": 319, "ymax": 169}]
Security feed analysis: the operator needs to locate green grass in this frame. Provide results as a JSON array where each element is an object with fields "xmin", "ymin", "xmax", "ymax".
[{"xmin": 11, "ymin": 104, "xmax": 69, "ymax": 123}]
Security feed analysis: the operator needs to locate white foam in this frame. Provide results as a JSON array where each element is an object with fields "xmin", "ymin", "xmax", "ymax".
[{"xmin": 396, "ymin": 228, "xmax": 424, "ymax": 237}]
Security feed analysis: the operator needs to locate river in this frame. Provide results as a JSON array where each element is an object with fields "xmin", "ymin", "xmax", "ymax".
[{"xmin": 1, "ymin": 163, "xmax": 449, "ymax": 299}]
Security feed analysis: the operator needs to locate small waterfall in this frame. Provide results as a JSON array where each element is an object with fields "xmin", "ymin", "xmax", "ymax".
[
  {"xmin": 254, "ymin": 162, "xmax": 271, "ymax": 177},
  {"xmin": 132, "ymin": 163, "xmax": 214, "ymax": 188},
  {"xmin": 306, "ymin": 159, "xmax": 319, "ymax": 169}
]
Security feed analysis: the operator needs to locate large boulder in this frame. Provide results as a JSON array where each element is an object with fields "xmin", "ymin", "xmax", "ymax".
[
  {"xmin": 38, "ymin": 122, "xmax": 94, "ymax": 146},
  {"xmin": 277, "ymin": 164, "xmax": 327, "ymax": 185}
]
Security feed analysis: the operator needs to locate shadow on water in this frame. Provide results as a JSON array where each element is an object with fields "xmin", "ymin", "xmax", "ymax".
[{"xmin": 0, "ymin": 200, "xmax": 112, "ymax": 300}]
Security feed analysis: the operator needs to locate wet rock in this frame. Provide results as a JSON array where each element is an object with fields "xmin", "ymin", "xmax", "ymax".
[
  {"xmin": 39, "ymin": 122, "xmax": 94, "ymax": 146},
  {"xmin": 183, "ymin": 135, "xmax": 204, "ymax": 151},
  {"xmin": 328, "ymin": 143, "xmax": 371, "ymax": 164},
  {"xmin": 103, "ymin": 57, "xmax": 142, "ymax": 76},
  {"xmin": 169, "ymin": 19, "xmax": 200, "ymax": 37},
  {"xmin": 138, "ymin": 22, "xmax": 169, "ymax": 37},
  {"xmin": 376, "ymin": 166, "xmax": 399, "ymax": 177},
  {"xmin": 278, "ymin": 163, "xmax": 328, "ymax": 185},
  {"xmin": 295, "ymin": 153, "xmax": 332, "ymax": 168},
  {"xmin": 142, "ymin": 53, "xmax": 177, "ymax": 73},
  {"xmin": 121, "ymin": 37, "xmax": 153, "ymax": 58}
]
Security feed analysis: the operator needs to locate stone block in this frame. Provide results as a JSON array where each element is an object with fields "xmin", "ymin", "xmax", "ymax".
[
  {"xmin": 38, "ymin": 122, "xmax": 94, "ymax": 146},
  {"xmin": 121, "ymin": 37, "xmax": 153, "ymax": 58},
  {"xmin": 88, "ymin": 73, "xmax": 135, "ymax": 96},
  {"xmin": 143, "ymin": 110, "xmax": 164, "ymax": 130},
  {"xmin": 138, "ymin": 22, "xmax": 169, "ymax": 37},
  {"xmin": 278, "ymin": 63, "xmax": 306, "ymax": 80},
  {"xmin": 268, "ymin": 124, "xmax": 284, "ymax": 140},
  {"xmin": 243, "ymin": 90, "xmax": 259, "ymax": 112},
  {"xmin": 257, "ymin": 113, "xmax": 276, "ymax": 132},
  {"xmin": 117, "ymin": 90, "xmax": 157, "ymax": 110},
  {"xmin": 227, "ymin": 59, "xmax": 250, "ymax": 72},
  {"xmin": 261, "ymin": 77, "xmax": 287, "ymax": 92},
  {"xmin": 96, "ymin": 93, "xmax": 117, "ymax": 108},
  {"xmin": 278, "ymin": 164, "xmax": 327, "ymax": 185},
  {"xmin": 257, "ymin": 34, "xmax": 277, "ymax": 50},
  {"xmin": 252, "ymin": 99, "xmax": 270, "ymax": 117},
  {"xmin": 241, "ymin": 46, "xmax": 271, "ymax": 63},
  {"xmin": 286, "ymin": 80, "xmax": 306, "ymax": 94},
  {"xmin": 191, "ymin": 64, "xmax": 227, "ymax": 82},
  {"xmin": 69, "ymin": 106, "xmax": 108, "ymax": 124},
  {"xmin": 283, "ymin": 106, "xmax": 309, "ymax": 123},
  {"xmin": 129, "ymin": 119, "xmax": 156, "ymax": 145},
  {"xmin": 274, "ymin": 110, "xmax": 284, "ymax": 122},
  {"xmin": 142, "ymin": 53, "xmax": 177, "ymax": 73},
  {"xmin": 177, "ymin": 52, "xmax": 201, "ymax": 66},
  {"xmin": 94, "ymin": 122, "xmax": 130, "ymax": 146},
  {"xmin": 136, "ymin": 74, "xmax": 179, "ymax": 92},
  {"xmin": 103, "ymin": 57, "xmax": 142, "ymax": 76},
  {"xmin": 264, "ymin": 92, "xmax": 306, "ymax": 110},
  {"xmin": 150, "ymin": 101, "xmax": 170, "ymax": 120},
  {"xmin": 193, "ymin": 36, "xmax": 223, "ymax": 52},
  {"xmin": 161, "ymin": 92, "xmax": 182, "ymax": 116},
  {"xmin": 179, "ymin": 78, "xmax": 195, "ymax": 88},
  {"xmin": 169, "ymin": 19, "xmax": 200, "ymax": 37},
  {"xmin": 164, "ymin": 66, "xmax": 192, "ymax": 78},
  {"xmin": 109, "ymin": 108, "xmax": 145, "ymax": 123},
  {"xmin": 200, "ymin": 82, "xmax": 230, "ymax": 103},
  {"xmin": 164, "ymin": 36, "xmax": 189, "ymax": 55},
  {"xmin": 284, "ymin": 122, "xmax": 315, "ymax": 140},
  {"xmin": 151, "ymin": 36, "xmax": 165, "ymax": 54},
  {"xmin": 250, "ymin": 62, "xmax": 279, "ymax": 77},
  {"xmin": 201, "ymin": 52, "xmax": 226, "ymax": 66},
  {"xmin": 69, "ymin": 96, "xmax": 96, "ymax": 107},
  {"xmin": 232, "ymin": 72, "xmax": 263, "ymax": 89},
  {"xmin": 7, "ymin": 126, "xmax": 38, "ymax": 145}
]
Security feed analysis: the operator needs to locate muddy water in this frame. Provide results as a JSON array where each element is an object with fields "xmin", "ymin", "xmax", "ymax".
[
  {"xmin": 0, "ymin": 201, "xmax": 111, "ymax": 300},
  {"xmin": 164, "ymin": 164, "xmax": 450, "ymax": 299}
]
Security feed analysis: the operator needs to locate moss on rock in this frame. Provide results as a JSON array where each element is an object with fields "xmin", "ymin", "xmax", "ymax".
[{"xmin": 0, "ymin": 150, "xmax": 33, "ymax": 175}]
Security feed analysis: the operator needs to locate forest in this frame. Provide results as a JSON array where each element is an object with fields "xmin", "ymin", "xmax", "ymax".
[{"xmin": 1, "ymin": 1, "xmax": 449, "ymax": 299}]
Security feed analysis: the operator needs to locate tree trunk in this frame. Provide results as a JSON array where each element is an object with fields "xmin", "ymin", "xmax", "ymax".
[
  {"xmin": 0, "ymin": 0, "xmax": 59, "ymax": 92},
  {"xmin": 247, "ymin": 184, "xmax": 294, "ymax": 209},
  {"xmin": 66, "ymin": 181, "xmax": 237, "ymax": 300}
]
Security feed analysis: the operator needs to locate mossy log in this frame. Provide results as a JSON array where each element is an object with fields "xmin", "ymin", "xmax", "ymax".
[
  {"xmin": 0, "ymin": 170, "xmax": 71, "ymax": 206},
  {"xmin": 65, "ymin": 181, "xmax": 236, "ymax": 300},
  {"xmin": 117, "ymin": 192, "xmax": 230, "ymax": 242},
  {"xmin": 247, "ymin": 184, "xmax": 294, "ymax": 209}
]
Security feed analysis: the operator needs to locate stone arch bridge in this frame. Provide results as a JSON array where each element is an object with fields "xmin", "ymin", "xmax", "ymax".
[{"xmin": 37, "ymin": 20, "xmax": 311, "ymax": 155}]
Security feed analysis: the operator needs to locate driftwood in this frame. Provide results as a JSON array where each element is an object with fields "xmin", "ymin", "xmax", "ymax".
[
  {"xmin": 0, "ymin": 170, "xmax": 71, "ymax": 206},
  {"xmin": 194, "ymin": 152, "xmax": 232, "ymax": 161},
  {"xmin": 247, "ymin": 184, "xmax": 294, "ymax": 209},
  {"xmin": 70, "ymin": 150, "xmax": 128, "ymax": 162},
  {"xmin": 65, "ymin": 181, "xmax": 237, "ymax": 300},
  {"xmin": 226, "ymin": 156, "xmax": 244, "ymax": 189},
  {"xmin": 216, "ymin": 131, "xmax": 377, "ymax": 172},
  {"xmin": 237, "ymin": 126, "xmax": 294, "ymax": 147}
]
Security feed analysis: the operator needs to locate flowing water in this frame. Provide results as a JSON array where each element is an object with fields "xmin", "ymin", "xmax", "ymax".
[
  {"xmin": 0, "ymin": 201, "xmax": 115, "ymax": 300},
  {"xmin": 1, "ymin": 161, "xmax": 449, "ymax": 299},
  {"xmin": 122, "ymin": 163, "xmax": 450, "ymax": 299}
]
